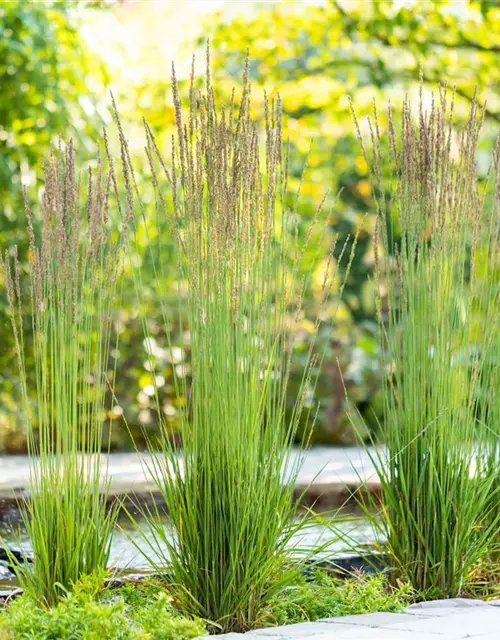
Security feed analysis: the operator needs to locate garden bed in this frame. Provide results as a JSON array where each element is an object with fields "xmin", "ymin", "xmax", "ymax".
[{"xmin": 0, "ymin": 567, "xmax": 411, "ymax": 639}]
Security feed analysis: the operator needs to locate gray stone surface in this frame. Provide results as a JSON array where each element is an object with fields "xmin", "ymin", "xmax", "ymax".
[
  {"xmin": 212, "ymin": 600, "xmax": 500, "ymax": 639},
  {"xmin": 407, "ymin": 598, "xmax": 490, "ymax": 610},
  {"xmin": 0, "ymin": 588, "xmax": 22, "ymax": 601},
  {"xmin": 246, "ymin": 622, "xmax": 344, "ymax": 636},
  {"xmin": 0, "ymin": 446, "xmax": 381, "ymax": 510},
  {"xmin": 319, "ymin": 612, "xmax": 426, "ymax": 626}
]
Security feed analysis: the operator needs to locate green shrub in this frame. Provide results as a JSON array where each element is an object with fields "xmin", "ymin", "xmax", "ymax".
[
  {"xmin": 0, "ymin": 577, "xmax": 205, "ymax": 640},
  {"xmin": 264, "ymin": 570, "xmax": 412, "ymax": 626}
]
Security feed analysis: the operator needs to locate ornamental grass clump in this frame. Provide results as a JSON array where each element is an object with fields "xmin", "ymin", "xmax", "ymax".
[
  {"xmin": 351, "ymin": 89, "xmax": 500, "ymax": 598},
  {"xmin": 0, "ymin": 142, "xmax": 122, "ymax": 605},
  {"xmin": 476, "ymin": 139, "xmax": 500, "ymax": 558},
  {"xmin": 113, "ymin": 53, "xmax": 353, "ymax": 632}
]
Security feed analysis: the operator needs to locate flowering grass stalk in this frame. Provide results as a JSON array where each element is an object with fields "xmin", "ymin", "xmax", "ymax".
[
  {"xmin": 0, "ymin": 142, "xmax": 122, "ymax": 605},
  {"xmin": 112, "ymin": 52, "xmax": 353, "ymax": 632},
  {"xmin": 351, "ymin": 89, "xmax": 500, "ymax": 597}
]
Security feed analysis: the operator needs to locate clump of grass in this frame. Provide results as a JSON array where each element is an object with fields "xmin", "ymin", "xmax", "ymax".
[
  {"xmin": 0, "ymin": 142, "xmax": 123, "ymax": 605},
  {"xmin": 262, "ymin": 570, "xmax": 412, "ymax": 626},
  {"xmin": 112, "ymin": 50, "xmax": 353, "ymax": 633},
  {"xmin": 0, "ymin": 576, "xmax": 205, "ymax": 640},
  {"xmin": 478, "ymin": 139, "xmax": 500, "ymax": 560},
  {"xmin": 351, "ymin": 89, "xmax": 500, "ymax": 597}
]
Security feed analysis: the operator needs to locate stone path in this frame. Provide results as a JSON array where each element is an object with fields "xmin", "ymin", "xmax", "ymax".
[
  {"xmin": 0, "ymin": 446, "xmax": 381, "ymax": 512},
  {"xmin": 215, "ymin": 599, "xmax": 500, "ymax": 640}
]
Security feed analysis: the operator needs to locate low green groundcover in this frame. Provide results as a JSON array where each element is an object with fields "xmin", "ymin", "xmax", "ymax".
[
  {"xmin": 0, "ymin": 577, "xmax": 204, "ymax": 640},
  {"xmin": 0, "ymin": 572, "xmax": 411, "ymax": 639},
  {"xmin": 263, "ymin": 571, "xmax": 411, "ymax": 626}
]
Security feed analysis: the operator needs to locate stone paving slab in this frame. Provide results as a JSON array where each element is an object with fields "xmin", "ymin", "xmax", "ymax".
[
  {"xmin": 0, "ymin": 446, "xmax": 381, "ymax": 511},
  {"xmin": 212, "ymin": 600, "xmax": 500, "ymax": 639}
]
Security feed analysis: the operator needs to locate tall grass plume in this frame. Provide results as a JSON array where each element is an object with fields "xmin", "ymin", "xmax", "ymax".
[
  {"xmin": 0, "ymin": 141, "xmax": 123, "ymax": 605},
  {"xmin": 351, "ymin": 88, "xmax": 500, "ymax": 597},
  {"xmin": 113, "ymin": 51, "xmax": 354, "ymax": 632}
]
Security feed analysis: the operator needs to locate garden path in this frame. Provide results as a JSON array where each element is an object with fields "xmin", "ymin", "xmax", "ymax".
[
  {"xmin": 0, "ymin": 446, "xmax": 381, "ymax": 512},
  {"xmin": 213, "ymin": 600, "xmax": 500, "ymax": 640}
]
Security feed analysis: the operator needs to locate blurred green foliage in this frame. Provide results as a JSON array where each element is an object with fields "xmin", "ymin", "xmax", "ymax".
[{"xmin": 0, "ymin": 0, "xmax": 499, "ymax": 450}]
